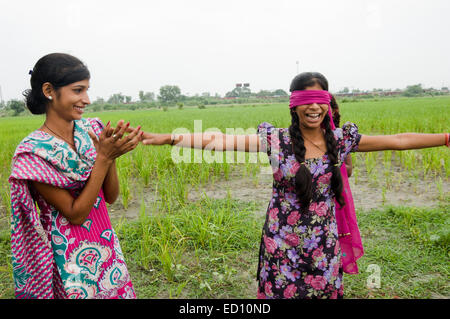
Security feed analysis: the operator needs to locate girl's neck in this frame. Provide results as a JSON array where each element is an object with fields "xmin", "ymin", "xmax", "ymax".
[
  {"xmin": 42, "ymin": 111, "xmax": 75, "ymax": 140},
  {"xmin": 299, "ymin": 125, "xmax": 324, "ymax": 140}
]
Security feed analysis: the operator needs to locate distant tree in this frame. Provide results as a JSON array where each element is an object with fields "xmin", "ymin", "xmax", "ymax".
[
  {"xmin": 225, "ymin": 86, "xmax": 251, "ymax": 98},
  {"xmin": 256, "ymin": 90, "xmax": 272, "ymax": 97},
  {"xmin": 8, "ymin": 99, "xmax": 25, "ymax": 116},
  {"xmin": 93, "ymin": 97, "xmax": 105, "ymax": 104},
  {"xmin": 241, "ymin": 87, "xmax": 251, "ymax": 98},
  {"xmin": 158, "ymin": 85, "xmax": 181, "ymax": 105},
  {"xmin": 107, "ymin": 93, "xmax": 125, "ymax": 104},
  {"xmin": 139, "ymin": 91, "xmax": 155, "ymax": 102},
  {"xmin": 225, "ymin": 88, "xmax": 239, "ymax": 98},
  {"xmin": 273, "ymin": 89, "xmax": 288, "ymax": 96},
  {"xmin": 403, "ymin": 84, "xmax": 423, "ymax": 97},
  {"xmin": 125, "ymin": 96, "xmax": 132, "ymax": 103}
]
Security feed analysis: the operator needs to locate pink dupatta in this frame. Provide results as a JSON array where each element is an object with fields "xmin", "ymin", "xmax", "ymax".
[{"xmin": 327, "ymin": 106, "xmax": 364, "ymax": 274}]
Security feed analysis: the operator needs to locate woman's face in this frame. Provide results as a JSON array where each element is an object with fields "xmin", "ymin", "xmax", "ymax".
[
  {"xmin": 49, "ymin": 79, "xmax": 91, "ymax": 121},
  {"xmin": 294, "ymin": 82, "xmax": 329, "ymax": 130}
]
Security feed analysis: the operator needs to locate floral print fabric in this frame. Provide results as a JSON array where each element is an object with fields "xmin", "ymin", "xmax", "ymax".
[{"xmin": 256, "ymin": 122, "xmax": 361, "ymax": 299}]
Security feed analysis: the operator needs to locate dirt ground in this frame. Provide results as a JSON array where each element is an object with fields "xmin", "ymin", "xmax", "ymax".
[{"xmin": 108, "ymin": 166, "xmax": 450, "ymax": 221}]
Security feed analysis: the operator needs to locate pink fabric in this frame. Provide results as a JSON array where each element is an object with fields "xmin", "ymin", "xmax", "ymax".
[
  {"xmin": 9, "ymin": 118, "xmax": 136, "ymax": 298},
  {"xmin": 53, "ymin": 188, "xmax": 135, "ymax": 299},
  {"xmin": 9, "ymin": 151, "xmax": 75, "ymax": 298},
  {"xmin": 326, "ymin": 105, "xmax": 364, "ymax": 274},
  {"xmin": 289, "ymin": 90, "xmax": 332, "ymax": 109}
]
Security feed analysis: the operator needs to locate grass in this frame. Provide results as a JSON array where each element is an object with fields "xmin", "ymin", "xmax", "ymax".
[
  {"xmin": 110, "ymin": 197, "xmax": 263, "ymax": 298},
  {"xmin": 344, "ymin": 204, "xmax": 449, "ymax": 299},
  {"xmin": 118, "ymin": 202, "xmax": 449, "ymax": 299}
]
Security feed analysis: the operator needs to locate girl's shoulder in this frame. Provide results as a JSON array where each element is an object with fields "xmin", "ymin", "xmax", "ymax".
[
  {"xmin": 333, "ymin": 122, "xmax": 359, "ymax": 140},
  {"xmin": 257, "ymin": 122, "xmax": 288, "ymax": 135},
  {"xmin": 76, "ymin": 117, "xmax": 104, "ymax": 136},
  {"xmin": 257, "ymin": 122, "xmax": 275, "ymax": 133},
  {"xmin": 14, "ymin": 130, "xmax": 52, "ymax": 158}
]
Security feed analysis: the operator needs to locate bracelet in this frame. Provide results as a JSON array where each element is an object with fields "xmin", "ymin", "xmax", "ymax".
[{"xmin": 170, "ymin": 136, "xmax": 175, "ymax": 146}]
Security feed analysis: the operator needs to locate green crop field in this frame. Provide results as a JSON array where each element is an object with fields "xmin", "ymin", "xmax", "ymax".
[{"xmin": 0, "ymin": 96, "xmax": 449, "ymax": 299}]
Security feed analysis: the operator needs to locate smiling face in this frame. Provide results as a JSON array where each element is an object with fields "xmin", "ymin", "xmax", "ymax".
[
  {"xmin": 48, "ymin": 79, "xmax": 91, "ymax": 121},
  {"xmin": 293, "ymin": 82, "xmax": 329, "ymax": 130}
]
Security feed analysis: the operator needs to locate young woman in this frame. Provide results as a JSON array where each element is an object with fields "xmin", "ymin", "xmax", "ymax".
[
  {"xmin": 131, "ymin": 72, "xmax": 448, "ymax": 299},
  {"xmin": 9, "ymin": 53, "xmax": 142, "ymax": 299}
]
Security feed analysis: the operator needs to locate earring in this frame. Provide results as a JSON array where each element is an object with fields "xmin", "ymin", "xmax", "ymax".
[{"xmin": 48, "ymin": 96, "xmax": 52, "ymax": 100}]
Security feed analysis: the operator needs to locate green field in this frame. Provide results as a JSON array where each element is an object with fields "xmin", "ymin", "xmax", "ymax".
[{"xmin": 0, "ymin": 96, "xmax": 449, "ymax": 298}]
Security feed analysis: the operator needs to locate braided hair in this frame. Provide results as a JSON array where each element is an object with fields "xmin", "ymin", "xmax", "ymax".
[
  {"xmin": 288, "ymin": 72, "xmax": 345, "ymax": 213},
  {"xmin": 330, "ymin": 95, "xmax": 340, "ymax": 128}
]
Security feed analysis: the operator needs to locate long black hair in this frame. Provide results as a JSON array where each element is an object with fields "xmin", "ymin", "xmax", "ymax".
[
  {"xmin": 23, "ymin": 53, "xmax": 90, "ymax": 114},
  {"xmin": 288, "ymin": 72, "xmax": 344, "ymax": 212}
]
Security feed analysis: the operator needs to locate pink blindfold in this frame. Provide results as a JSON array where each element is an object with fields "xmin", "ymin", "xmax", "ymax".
[{"xmin": 289, "ymin": 90, "xmax": 332, "ymax": 109}]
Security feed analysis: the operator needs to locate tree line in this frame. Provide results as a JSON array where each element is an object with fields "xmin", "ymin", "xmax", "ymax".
[{"xmin": 1, "ymin": 83, "xmax": 448, "ymax": 117}]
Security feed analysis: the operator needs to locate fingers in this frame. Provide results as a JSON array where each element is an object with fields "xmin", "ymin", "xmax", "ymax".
[
  {"xmin": 125, "ymin": 130, "xmax": 144, "ymax": 152},
  {"xmin": 122, "ymin": 125, "xmax": 142, "ymax": 149},
  {"xmin": 112, "ymin": 121, "xmax": 129, "ymax": 143},
  {"xmin": 88, "ymin": 130, "xmax": 99, "ymax": 150},
  {"xmin": 125, "ymin": 126, "xmax": 136, "ymax": 134},
  {"xmin": 88, "ymin": 130, "xmax": 98, "ymax": 142},
  {"xmin": 105, "ymin": 121, "xmax": 147, "ymax": 154},
  {"xmin": 103, "ymin": 121, "xmax": 114, "ymax": 138},
  {"xmin": 111, "ymin": 120, "xmax": 125, "ymax": 140},
  {"xmin": 125, "ymin": 125, "xmax": 141, "ymax": 141}
]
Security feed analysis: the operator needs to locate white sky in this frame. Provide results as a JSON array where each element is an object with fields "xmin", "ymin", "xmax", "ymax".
[{"xmin": 1, "ymin": 0, "xmax": 449, "ymax": 101}]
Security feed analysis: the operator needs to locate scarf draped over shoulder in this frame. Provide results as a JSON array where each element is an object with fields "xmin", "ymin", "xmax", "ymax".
[{"xmin": 9, "ymin": 118, "xmax": 103, "ymax": 298}]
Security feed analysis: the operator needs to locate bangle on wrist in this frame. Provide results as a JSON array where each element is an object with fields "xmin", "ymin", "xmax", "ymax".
[{"xmin": 170, "ymin": 135, "xmax": 175, "ymax": 146}]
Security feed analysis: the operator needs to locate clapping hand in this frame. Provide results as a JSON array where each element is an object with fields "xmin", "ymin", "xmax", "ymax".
[{"xmin": 88, "ymin": 120, "xmax": 143, "ymax": 161}]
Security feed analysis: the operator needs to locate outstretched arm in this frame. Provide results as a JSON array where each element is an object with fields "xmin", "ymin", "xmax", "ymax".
[
  {"xmin": 133, "ymin": 130, "xmax": 262, "ymax": 152},
  {"xmin": 357, "ymin": 133, "xmax": 449, "ymax": 152}
]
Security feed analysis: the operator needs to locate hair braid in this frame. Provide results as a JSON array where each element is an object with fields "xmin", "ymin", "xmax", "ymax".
[
  {"xmin": 322, "ymin": 114, "xmax": 345, "ymax": 206},
  {"xmin": 289, "ymin": 111, "xmax": 313, "ymax": 212},
  {"xmin": 330, "ymin": 95, "xmax": 341, "ymax": 128}
]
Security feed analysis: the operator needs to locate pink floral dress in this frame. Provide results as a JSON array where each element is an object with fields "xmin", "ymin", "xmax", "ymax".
[{"xmin": 256, "ymin": 122, "xmax": 361, "ymax": 299}]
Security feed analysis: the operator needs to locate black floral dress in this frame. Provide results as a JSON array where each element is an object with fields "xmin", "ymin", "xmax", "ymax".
[{"xmin": 256, "ymin": 122, "xmax": 361, "ymax": 299}]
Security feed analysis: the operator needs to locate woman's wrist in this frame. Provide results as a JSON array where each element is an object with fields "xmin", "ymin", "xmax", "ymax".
[
  {"xmin": 445, "ymin": 133, "xmax": 449, "ymax": 147},
  {"xmin": 169, "ymin": 134, "xmax": 176, "ymax": 145},
  {"xmin": 96, "ymin": 153, "xmax": 114, "ymax": 166}
]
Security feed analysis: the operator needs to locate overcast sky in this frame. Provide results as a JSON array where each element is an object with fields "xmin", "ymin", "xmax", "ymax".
[{"xmin": 1, "ymin": 0, "xmax": 449, "ymax": 101}]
